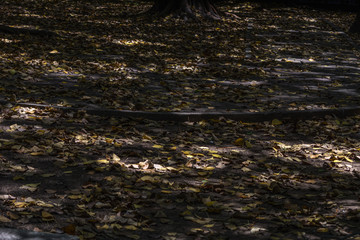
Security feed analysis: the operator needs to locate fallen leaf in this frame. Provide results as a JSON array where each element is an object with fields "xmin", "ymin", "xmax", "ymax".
[
  {"xmin": 272, "ymin": 119, "xmax": 282, "ymax": 125},
  {"xmin": 41, "ymin": 211, "xmax": 54, "ymax": 219},
  {"xmin": 0, "ymin": 215, "xmax": 11, "ymax": 223},
  {"xmin": 20, "ymin": 183, "xmax": 40, "ymax": 192},
  {"xmin": 234, "ymin": 138, "xmax": 244, "ymax": 146},
  {"xmin": 152, "ymin": 144, "xmax": 163, "ymax": 149}
]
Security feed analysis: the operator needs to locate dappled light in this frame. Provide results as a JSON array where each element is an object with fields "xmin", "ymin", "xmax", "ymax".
[
  {"xmin": 1, "ymin": 0, "xmax": 360, "ymax": 239},
  {"xmin": 1, "ymin": 1, "xmax": 358, "ymax": 113},
  {"xmin": 1, "ymin": 107, "xmax": 360, "ymax": 239}
]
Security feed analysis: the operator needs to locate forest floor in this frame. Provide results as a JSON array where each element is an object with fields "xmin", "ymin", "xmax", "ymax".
[{"xmin": 1, "ymin": 0, "xmax": 360, "ymax": 239}]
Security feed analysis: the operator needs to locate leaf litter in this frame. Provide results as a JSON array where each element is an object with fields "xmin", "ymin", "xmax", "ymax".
[
  {"xmin": 1, "ymin": 104, "xmax": 360, "ymax": 239},
  {"xmin": 1, "ymin": 0, "xmax": 360, "ymax": 239},
  {"xmin": 0, "ymin": 0, "xmax": 359, "ymax": 113}
]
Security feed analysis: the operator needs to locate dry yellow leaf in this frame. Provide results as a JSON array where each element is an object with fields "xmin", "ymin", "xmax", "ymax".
[
  {"xmin": 161, "ymin": 190, "xmax": 172, "ymax": 194},
  {"xmin": 53, "ymin": 142, "xmax": 64, "ymax": 148},
  {"xmin": 245, "ymin": 141, "xmax": 252, "ymax": 148},
  {"xmin": 204, "ymin": 166, "xmax": 215, "ymax": 171},
  {"xmin": 204, "ymin": 200, "xmax": 216, "ymax": 207},
  {"xmin": 317, "ymin": 228, "xmax": 329, "ymax": 233},
  {"xmin": 30, "ymin": 152, "xmax": 44, "ymax": 156},
  {"xmin": 13, "ymin": 175, "xmax": 25, "ymax": 181},
  {"xmin": 96, "ymin": 159, "xmax": 109, "ymax": 164},
  {"xmin": 272, "ymin": 119, "xmax": 282, "ymax": 125},
  {"xmin": 152, "ymin": 144, "xmax": 163, "ymax": 149},
  {"xmin": 7, "ymin": 212, "xmax": 20, "ymax": 220},
  {"xmin": 166, "ymin": 167, "xmax": 178, "ymax": 172},
  {"xmin": 184, "ymin": 216, "xmax": 212, "ymax": 224},
  {"xmin": 198, "ymin": 171, "xmax": 208, "ymax": 176},
  {"xmin": 139, "ymin": 176, "xmax": 159, "ymax": 183},
  {"xmin": 124, "ymin": 225, "xmax": 137, "ymax": 230},
  {"xmin": 236, "ymin": 192, "xmax": 250, "ymax": 199},
  {"xmin": 13, "ymin": 202, "xmax": 27, "ymax": 208},
  {"xmin": 68, "ymin": 194, "xmax": 82, "ymax": 200},
  {"xmin": 234, "ymin": 138, "xmax": 244, "ymax": 146},
  {"xmin": 36, "ymin": 202, "xmax": 54, "ymax": 208},
  {"xmin": 186, "ymin": 187, "xmax": 200, "ymax": 193},
  {"xmin": 204, "ymin": 224, "xmax": 214, "ymax": 228},
  {"xmin": 20, "ymin": 183, "xmax": 40, "ymax": 192},
  {"xmin": 112, "ymin": 153, "xmax": 120, "ymax": 161},
  {"xmin": 344, "ymin": 156, "xmax": 353, "ymax": 162},
  {"xmin": 0, "ymin": 215, "xmax": 11, "ymax": 223},
  {"xmin": 41, "ymin": 211, "xmax": 53, "ymax": 219},
  {"xmin": 8, "ymin": 69, "xmax": 17, "ymax": 75},
  {"xmin": 142, "ymin": 134, "xmax": 153, "ymax": 141},
  {"xmin": 225, "ymin": 223, "xmax": 237, "ymax": 231},
  {"xmin": 241, "ymin": 167, "xmax": 251, "ymax": 172}
]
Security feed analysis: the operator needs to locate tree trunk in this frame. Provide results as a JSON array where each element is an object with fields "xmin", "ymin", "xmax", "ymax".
[{"xmin": 147, "ymin": 0, "xmax": 220, "ymax": 20}]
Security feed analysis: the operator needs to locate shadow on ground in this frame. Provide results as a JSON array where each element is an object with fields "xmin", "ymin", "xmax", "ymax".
[
  {"xmin": 1, "ymin": 106, "xmax": 360, "ymax": 239},
  {"xmin": 0, "ymin": 0, "xmax": 359, "ymax": 115}
]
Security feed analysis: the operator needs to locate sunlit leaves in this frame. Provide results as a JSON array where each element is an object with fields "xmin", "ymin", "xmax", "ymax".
[
  {"xmin": 20, "ymin": 183, "xmax": 40, "ymax": 192},
  {"xmin": 0, "ymin": 215, "xmax": 12, "ymax": 223},
  {"xmin": 41, "ymin": 211, "xmax": 54, "ymax": 221},
  {"xmin": 152, "ymin": 144, "xmax": 163, "ymax": 149},
  {"xmin": 1, "ymin": 103, "xmax": 360, "ymax": 238},
  {"xmin": 0, "ymin": 0, "xmax": 360, "ymax": 239},
  {"xmin": 271, "ymin": 119, "xmax": 282, "ymax": 126}
]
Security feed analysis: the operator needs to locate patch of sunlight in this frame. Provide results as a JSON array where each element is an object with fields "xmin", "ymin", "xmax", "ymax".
[
  {"xmin": 250, "ymin": 226, "xmax": 267, "ymax": 234},
  {"xmin": 303, "ymin": 17, "xmax": 317, "ymax": 23},
  {"xmin": 9, "ymin": 25, "xmax": 38, "ymax": 30},
  {"xmin": 18, "ymin": 13, "xmax": 51, "ymax": 19},
  {"xmin": 275, "ymin": 57, "xmax": 316, "ymax": 63},
  {"xmin": 15, "ymin": 107, "xmax": 38, "ymax": 115},
  {"xmin": 167, "ymin": 63, "xmax": 198, "ymax": 72},
  {"xmin": 113, "ymin": 39, "xmax": 167, "ymax": 47},
  {"xmin": 0, "ymin": 38, "xmax": 20, "ymax": 43}
]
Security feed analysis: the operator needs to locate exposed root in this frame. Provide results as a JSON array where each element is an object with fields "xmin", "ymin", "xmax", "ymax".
[
  {"xmin": 0, "ymin": 25, "xmax": 58, "ymax": 37},
  {"xmin": 146, "ymin": 0, "xmax": 221, "ymax": 20}
]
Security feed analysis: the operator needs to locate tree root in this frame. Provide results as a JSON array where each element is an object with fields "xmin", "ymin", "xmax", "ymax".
[
  {"xmin": 146, "ymin": 0, "xmax": 221, "ymax": 20},
  {"xmin": 0, "ymin": 25, "xmax": 58, "ymax": 37}
]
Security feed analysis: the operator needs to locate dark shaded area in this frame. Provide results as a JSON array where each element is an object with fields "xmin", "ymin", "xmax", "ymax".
[
  {"xmin": 0, "ymin": 0, "xmax": 359, "ymax": 114},
  {"xmin": 1, "ymin": 106, "xmax": 360, "ymax": 239},
  {"xmin": 349, "ymin": 9, "xmax": 360, "ymax": 33}
]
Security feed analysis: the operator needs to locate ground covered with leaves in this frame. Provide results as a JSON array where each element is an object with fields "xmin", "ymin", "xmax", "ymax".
[
  {"xmin": 0, "ymin": 0, "xmax": 359, "ymax": 112},
  {"xmin": 1, "ymin": 106, "xmax": 360, "ymax": 240},
  {"xmin": 1, "ymin": 0, "xmax": 360, "ymax": 239}
]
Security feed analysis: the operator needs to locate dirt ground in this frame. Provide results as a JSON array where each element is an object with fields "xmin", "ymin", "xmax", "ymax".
[{"xmin": 1, "ymin": 0, "xmax": 360, "ymax": 239}]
